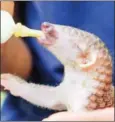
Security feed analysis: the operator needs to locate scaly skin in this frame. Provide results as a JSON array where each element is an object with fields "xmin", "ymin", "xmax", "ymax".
[{"xmin": 41, "ymin": 22, "xmax": 114, "ymax": 110}]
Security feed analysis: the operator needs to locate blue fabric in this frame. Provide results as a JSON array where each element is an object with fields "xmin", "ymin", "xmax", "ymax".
[{"xmin": 1, "ymin": 1, "xmax": 114, "ymax": 121}]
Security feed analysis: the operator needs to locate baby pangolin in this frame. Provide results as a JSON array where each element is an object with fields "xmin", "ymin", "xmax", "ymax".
[
  {"xmin": 40, "ymin": 22, "xmax": 114, "ymax": 111},
  {"xmin": 1, "ymin": 22, "xmax": 114, "ymax": 112}
]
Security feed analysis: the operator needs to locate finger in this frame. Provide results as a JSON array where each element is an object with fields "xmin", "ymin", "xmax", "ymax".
[
  {"xmin": 42, "ymin": 108, "xmax": 114, "ymax": 121},
  {"xmin": 42, "ymin": 112, "xmax": 77, "ymax": 121}
]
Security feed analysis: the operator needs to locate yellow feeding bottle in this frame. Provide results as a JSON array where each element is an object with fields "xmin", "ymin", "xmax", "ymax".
[{"xmin": 1, "ymin": 10, "xmax": 44, "ymax": 44}]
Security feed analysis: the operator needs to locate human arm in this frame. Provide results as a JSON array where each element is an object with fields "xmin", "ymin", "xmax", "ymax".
[{"xmin": 1, "ymin": 1, "xmax": 32, "ymax": 90}]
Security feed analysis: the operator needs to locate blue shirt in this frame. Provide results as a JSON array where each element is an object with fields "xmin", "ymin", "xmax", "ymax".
[{"xmin": 1, "ymin": 1, "xmax": 114, "ymax": 121}]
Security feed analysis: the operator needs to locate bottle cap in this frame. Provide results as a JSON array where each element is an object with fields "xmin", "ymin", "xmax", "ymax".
[{"xmin": 1, "ymin": 10, "xmax": 15, "ymax": 44}]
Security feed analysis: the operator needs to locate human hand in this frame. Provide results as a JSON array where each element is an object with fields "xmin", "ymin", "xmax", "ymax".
[{"xmin": 42, "ymin": 107, "xmax": 114, "ymax": 121}]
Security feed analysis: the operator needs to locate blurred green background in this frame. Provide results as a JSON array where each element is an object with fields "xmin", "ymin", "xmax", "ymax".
[{"xmin": 1, "ymin": 92, "xmax": 6, "ymax": 107}]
